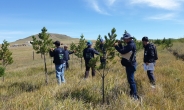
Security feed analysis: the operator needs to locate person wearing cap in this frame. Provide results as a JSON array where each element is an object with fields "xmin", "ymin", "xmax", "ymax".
[
  {"xmin": 142, "ymin": 36, "xmax": 157, "ymax": 87},
  {"xmin": 49, "ymin": 41, "xmax": 66, "ymax": 85},
  {"xmin": 99, "ymin": 38, "xmax": 106, "ymax": 68},
  {"xmin": 83, "ymin": 41, "xmax": 100, "ymax": 78},
  {"xmin": 114, "ymin": 32, "xmax": 140, "ymax": 100},
  {"xmin": 63, "ymin": 45, "xmax": 75, "ymax": 70}
]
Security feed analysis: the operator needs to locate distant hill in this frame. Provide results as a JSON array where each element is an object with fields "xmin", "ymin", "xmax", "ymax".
[{"xmin": 12, "ymin": 33, "xmax": 79, "ymax": 45}]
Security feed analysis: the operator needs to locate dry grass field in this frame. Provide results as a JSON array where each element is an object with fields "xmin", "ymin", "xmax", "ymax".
[{"xmin": 0, "ymin": 42, "xmax": 184, "ymax": 110}]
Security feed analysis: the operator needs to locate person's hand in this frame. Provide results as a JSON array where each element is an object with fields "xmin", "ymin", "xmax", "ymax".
[
  {"xmin": 50, "ymin": 48, "xmax": 54, "ymax": 51},
  {"xmin": 118, "ymin": 40, "xmax": 121, "ymax": 44},
  {"xmin": 73, "ymin": 50, "xmax": 76, "ymax": 53},
  {"xmin": 146, "ymin": 62, "xmax": 149, "ymax": 65},
  {"xmin": 60, "ymin": 43, "xmax": 63, "ymax": 45},
  {"xmin": 114, "ymin": 42, "xmax": 118, "ymax": 46}
]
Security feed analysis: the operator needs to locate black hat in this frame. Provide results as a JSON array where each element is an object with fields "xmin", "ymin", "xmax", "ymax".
[
  {"xmin": 53, "ymin": 41, "xmax": 60, "ymax": 46},
  {"xmin": 142, "ymin": 36, "xmax": 149, "ymax": 42}
]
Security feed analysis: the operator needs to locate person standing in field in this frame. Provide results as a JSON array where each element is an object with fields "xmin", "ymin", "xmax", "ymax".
[
  {"xmin": 142, "ymin": 36, "xmax": 158, "ymax": 87},
  {"xmin": 63, "ymin": 45, "xmax": 75, "ymax": 70},
  {"xmin": 83, "ymin": 41, "xmax": 100, "ymax": 78},
  {"xmin": 114, "ymin": 32, "xmax": 140, "ymax": 100},
  {"xmin": 49, "ymin": 41, "xmax": 66, "ymax": 85}
]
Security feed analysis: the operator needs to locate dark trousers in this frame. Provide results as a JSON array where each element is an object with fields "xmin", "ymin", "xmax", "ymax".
[
  {"xmin": 100, "ymin": 57, "xmax": 106, "ymax": 68},
  {"xmin": 65, "ymin": 61, "xmax": 69, "ymax": 70},
  {"xmin": 147, "ymin": 70, "xmax": 155, "ymax": 85},
  {"xmin": 85, "ymin": 61, "xmax": 95, "ymax": 78},
  {"xmin": 125, "ymin": 66, "xmax": 137, "ymax": 97}
]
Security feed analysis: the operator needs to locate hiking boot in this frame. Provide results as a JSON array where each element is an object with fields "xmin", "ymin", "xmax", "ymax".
[
  {"xmin": 84, "ymin": 71, "xmax": 89, "ymax": 78},
  {"xmin": 92, "ymin": 69, "xmax": 96, "ymax": 77},
  {"xmin": 150, "ymin": 81, "xmax": 156, "ymax": 88},
  {"xmin": 131, "ymin": 95, "xmax": 142, "ymax": 102}
]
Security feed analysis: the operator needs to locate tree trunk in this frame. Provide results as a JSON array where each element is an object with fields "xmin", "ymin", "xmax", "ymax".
[
  {"xmin": 102, "ymin": 62, "xmax": 106, "ymax": 104},
  {"xmin": 81, "ymin": 57, "xmax": 82, "ymax": 70},
  {"xmin": 2, "ymin": 59, "xmax": 5, "ymax": 82},
  {"xmin": 102, "ymin": 66, "xmax": 105, "ymax": 104},
  {"xmin": 2, "ymin": 76, "xmax": 4, "ymax": 82},
  {"xmin": 33, "ymin": 51, "xmax": 34, "ymax": 60},
  {"xmin": 43, "ymin": 54, "xmax": 48, "ymax": 85},
  {"xmin": 51, "ymin": 57, "xmax": 52, "ymax": 70}
]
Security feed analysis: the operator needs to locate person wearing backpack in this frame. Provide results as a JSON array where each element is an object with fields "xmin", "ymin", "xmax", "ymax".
[
  {"xmin": 83, "ymin": 41, "xmax": 100, "ymax": 78},
  {"xmin": 49, "ymin": 41, "xmax": 66, "ymax": 85},
  {"xmin": 142, "ymin": 36, "xmax": 158, "ymax": 87},
  {"xmin": 114, "ymin": 33, "xmax": 140, "ymax": 100}
]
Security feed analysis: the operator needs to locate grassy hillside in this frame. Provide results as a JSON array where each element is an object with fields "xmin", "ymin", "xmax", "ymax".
[
  {"xmin": 0, "ymin": 43, "xmax": 184, "ymax": 110},
  {"xmin": 12, "ymin": 33, "xmax": 79, "ymax": 45}
]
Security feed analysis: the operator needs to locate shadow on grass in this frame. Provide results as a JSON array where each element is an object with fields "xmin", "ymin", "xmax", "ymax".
[
  {"xmin": 0, "ymin": 85, "xmax": 6, "ymax": 89},
  {"xmin": 8, "ymin": 81, "xmax": 41, "ymax": 92},
  {"xmin": 55, "ymin": 88, "xmax": 101, "ymax": 106},
  {"xmin": 55, "ymin": 85, "xmax": 127, "ymax": 106},
  {"xmin": 48, "ymin": 71, "xmax": 55, "ymax": 75},
  {"xmin": 168, "ymin": 49, "xmax": 184, "ymax": 60}
]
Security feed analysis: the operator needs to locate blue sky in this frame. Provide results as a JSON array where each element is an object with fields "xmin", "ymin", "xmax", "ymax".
[{"xmin": 1, "ymin": 0, "xmax": 184, "ymax": 43}]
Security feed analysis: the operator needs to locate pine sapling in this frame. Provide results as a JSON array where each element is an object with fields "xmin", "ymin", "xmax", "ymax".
[
  {"xmin": 73, "ymin": 34, "xmax": 86, "ymax": 70},
  {"xmin": 89, "ymin": 28, "xmax": 117, "ymax": 103},
  {"xmin": 0, "ymin": 40, "xmax": 13, "ymax": 81},
  {"xmin": 31, "ymin": 27, "xmax": 53, "ymax": 85}
]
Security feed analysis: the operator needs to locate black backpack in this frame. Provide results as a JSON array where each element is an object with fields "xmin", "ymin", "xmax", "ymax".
[{"xmin": 150, "ymin": 43, "xmax": 158, "ymax": 60}]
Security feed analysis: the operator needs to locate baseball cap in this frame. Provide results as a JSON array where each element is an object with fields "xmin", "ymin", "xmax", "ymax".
[
  {"xmin": 121, "ymin": 33, "xmax": 134, "ymax": 40},
  {"xmin": 87, "ymin": 40, "xmax": 92, "ymax": 46},
  {"xmin": 100, "ymin": 38, "xmax": 104, "ymax": 42},
  {"xmin": 142, "ymin": 36, "xmax": 149, "ymax": 42},
  {"xmin": 53, "ymin": 41, "xmax": 60, "ymax": 46}
]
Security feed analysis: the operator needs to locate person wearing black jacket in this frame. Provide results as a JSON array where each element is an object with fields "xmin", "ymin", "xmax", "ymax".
[
  {"xmin": 142, "ymin": 36, "xmax": 157, "ymax": 86},
  {"xmin": 114, "ymin": 33, "xmax": 140, "ymax": 100},
  {"xmin": 63, "ymin": 45, "xmax": 75, "ymax": 70},
  {"xmin": 83, "ymin": 41, "xmax": 100, "ymax": 78},
  {"xmin": 50, "ymin": 41, "xmax": 66, "ymax": 85}
]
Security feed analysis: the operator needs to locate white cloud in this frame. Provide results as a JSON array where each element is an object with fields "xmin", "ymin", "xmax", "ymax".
[
  {"xmin": 84, "ymin": 0, "xmax": 111, "ymax": 15},
  {"xmin": 108, "ymin": 0, "xmax": 116, "ymax": 5},
  {"xmin": 130, "ymin": 0, "xmax": 182, "ymax": 10},
  {"xmin": 147, "ymin": 13, "xmax": 176, "ymax": 20}
]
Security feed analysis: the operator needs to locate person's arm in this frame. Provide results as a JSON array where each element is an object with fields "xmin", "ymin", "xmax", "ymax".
[
  {"xmin": 144, "ymin": 49, "xmax": 149, "ymax": 63},
  {"xmin": 83, "ymin": 49, "xmax": 86, "ymax": 60},
  {"xmin": 93, "ymin": 49, "xmax": 100, "ymax": 55},
  {"xmin": 69, "ymin": 50, "xmax": 74, "ymax": 54},
  {"xmin": 118, "ymin": 42, "xmax": 123, "ymax": 49},
  {"xmin": 49, "ymin": 49, "xmax": 54, "ymax": 57},
  {"xmin": 115, "ymin": 45, "xmax": 132, "ymax": 54}
]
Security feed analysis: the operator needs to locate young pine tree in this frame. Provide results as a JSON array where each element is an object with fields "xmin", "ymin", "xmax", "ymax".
[
  {"xmin": 73, "ymin": 34, "xmax": 86, "ymax": 70},
  {"xmin": 162, "ymin": 38, "xmax": 173, "ymax": 49},
  {"xmin": 0, "ymin": 40, "xmax": 13, "ymax": 81},
  {"xmin": 31, "ymin": 27, "xmax": 53, "ymax": 85},
  {"xmin": 133, "ymin": 36, "xmax": 143, "ymax": 51},
  {"xmin": 89, "ymin": 28, "xmax": 117, "ymax": 103}
]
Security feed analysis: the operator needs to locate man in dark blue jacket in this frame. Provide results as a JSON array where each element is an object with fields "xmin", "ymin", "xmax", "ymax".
[
  {"xmin": 114, "ymin": 33, "xmax": 140, "ymax": 100},
  {"xmin": 50, "ymin": 41, "xmax": 66, "ymax": 85},
  {"xmin": 142, "ymin": 36, "xmax": 157, "ymax": 87},
  {"xmin": 63, "ymin": 45, "xmax": 75, "ymax": 70},
  {"xmin": 83, "ymin": 41, "xmax": 100, "ymax": 78}
]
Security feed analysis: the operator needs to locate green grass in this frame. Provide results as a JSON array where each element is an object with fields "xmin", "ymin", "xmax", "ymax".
[{"xmin": 0, "ymin": 43, "xmax": 184, "ymax": 110}]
